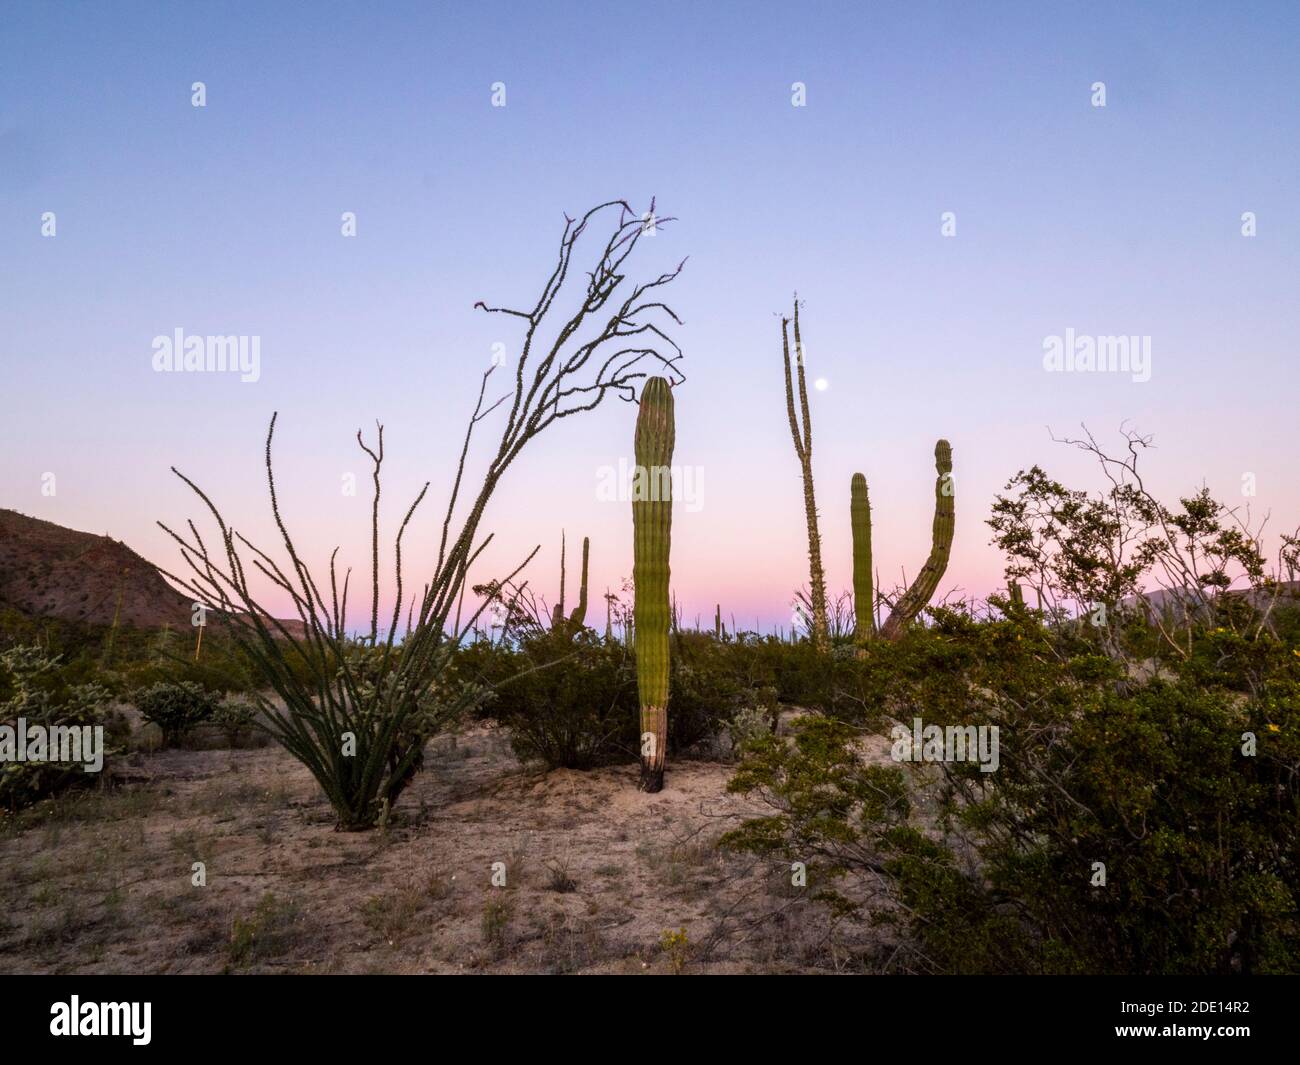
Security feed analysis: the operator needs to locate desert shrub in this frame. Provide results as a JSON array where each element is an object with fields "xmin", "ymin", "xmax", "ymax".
[
  {"xmin": 667, "ymin": 631, "xmax": 745, "ymax": 752},
  {"xmin": 213, "ymin": 695, "xmax": 259, "ymax": 746},
  {"xmin": 133, "ymin": 680, "xmax": 221, "ymax": 746},
  {"xmin": 725, "ymin": 703, "xmax": 773, "ymax": 758},
  {"xmin": 724, "ymin": 614, "xmax": 1300, "ymax": 974},
  {"xmin": 0, "ymin": 645, "xmax": 119, "ymax": 811},
  {"xmin": 478, "ymin": 628, "xmax": 638, "ymax": 769}
]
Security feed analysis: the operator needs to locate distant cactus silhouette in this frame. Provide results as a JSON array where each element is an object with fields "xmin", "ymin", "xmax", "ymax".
[
  {"xmin": 850, "ymin": 472, "xmax": 874, "ymax": 638},
  {"xmin": 549, "ymin": 532, "xmax": 590, "ymax": 632},
  {"xmin": 568, "ymin": 536, "xmax": 590, "ymax": 629},
  {"xmin": 780, "ymin": 298, "xmax": 829, "ymax": 649},
  {"xmin": 880, "ymin": 439, "xmax": 955, "ymax": 640}
]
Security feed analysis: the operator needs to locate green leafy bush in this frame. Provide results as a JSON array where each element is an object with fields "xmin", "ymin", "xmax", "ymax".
[
  {"xmin": 471, "ymin": 628, "xmax": 639, "ymax": 769},
  {"xmin": 723, "ymin": 613, "xmax": 1300, "ymax": 974},
  {"xmin": 214, "ymin": 695, "xmax": 260, "ymax": 747},
  {"xmin": 133, "ymin": 680, "xmax": 221, "ymax": 746}
]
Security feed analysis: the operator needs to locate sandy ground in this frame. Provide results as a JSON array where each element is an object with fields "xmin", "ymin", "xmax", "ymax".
[{"xmin": 0, "ymin": 724, "xmax": 887, "ymax": 974}]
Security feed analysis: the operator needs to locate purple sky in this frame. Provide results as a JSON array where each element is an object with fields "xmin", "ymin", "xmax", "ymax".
[{"xmin": 3, "ymin": 1, "xmax": 1298, "ymax": 633}]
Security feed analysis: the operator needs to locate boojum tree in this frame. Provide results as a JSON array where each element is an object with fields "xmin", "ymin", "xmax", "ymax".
[{"xmin": 781, "ymin": 298, "xmax": 830, "ymax": 650}]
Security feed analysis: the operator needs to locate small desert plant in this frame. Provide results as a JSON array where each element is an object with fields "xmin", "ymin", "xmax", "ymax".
[
  {"xmin": 545, "ymin": 855, "xmax": 577, "ymax": 893},
  {"xmin": 660, "ymin": 926, "xmax": 690, "ymax": 974},
  {"xmin": 213, "ymin": 695, "xmax": 258, "ymax": 746},
  {"xmin": 227, "ymin": 893, "xmax": 301, "ymax": 968},
  {"xmin": 726, "ymin": 703, "xmax": 774, "ymax": 758},
  {"xmin": 481, "ymin": 896, "xmax": 512, "ymax": 954},
  {"xmin": 0, "ymin": 646, "xmax": 118, "ymax": 811},
  {"xmin": 133, "ymin": 680, "xmax": 220, "ymax": 746}
]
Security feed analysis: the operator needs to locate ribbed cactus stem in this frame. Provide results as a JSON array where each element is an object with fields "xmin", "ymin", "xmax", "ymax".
[
  {"xmin": 1008, "ymin": 580, "xmax": 1024, "ymax": 608},
  {"xmin": 633, "ymin": 377, "xmax": 674, "ymax": 792},
  {"xmin": 552, "ymin": 531, "xmax": 566, "ymax": 628},
  {"xmin": 568, "ymin": 536, "xmax": 589, "ymax": 628},
  {"xmin": 850, "ymin": 472, "xmax": 874, "ymax": 639},
  {"xmin": 881, "ymin": 439, "xmax": 955, "ymax": 640}
]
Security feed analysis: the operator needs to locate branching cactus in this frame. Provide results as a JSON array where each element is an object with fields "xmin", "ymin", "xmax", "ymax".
[
  {"xmin": 850, "ymin": 473, "xmax": 874, "ymax": 638},
  {"xmin": 880, "ymin": 439, "xmax": 955, "ymax": 640},
  {"xmin": 567, "ymin": 536, "xmax": 590, "ymax": 629},
  {"xmin": 633, "ymin": 376, "xmax": 675, "ymax": 792}
]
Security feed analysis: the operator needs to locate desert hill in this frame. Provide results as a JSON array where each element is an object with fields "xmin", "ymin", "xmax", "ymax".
[
  {"xmin": 0, "ymin": 508, "xmax": 194, "ymax": 628},
  {"xmin": 0, "ymin": 509, "xmax": 309, "ymax": 637}
]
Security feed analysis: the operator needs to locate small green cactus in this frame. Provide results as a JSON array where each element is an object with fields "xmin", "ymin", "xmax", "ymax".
[{"xmin": 633, "ymin": 377, "xmax": 674, "ymax": 792}]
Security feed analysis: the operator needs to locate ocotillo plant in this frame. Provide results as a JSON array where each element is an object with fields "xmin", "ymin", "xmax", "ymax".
[
  {"xmin": 781, "ymin": 298, "xmax": 830, "ymax": 649},
  {"xmin": 633, "ymin": 376, "xmax": 675, "ymax": 792},
  {"xmin": 850, "ymin": 472, "xmax": 874, "ymax": 637},
  {"xmin": 880, "ymin": 439, "xmax": 955, "ymax": 640},
  {"xmin": 159, "ymin": 199, "xmax": 685, "ymax": 829}
]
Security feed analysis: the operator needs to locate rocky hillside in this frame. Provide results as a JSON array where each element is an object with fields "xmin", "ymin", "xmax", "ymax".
[{"xmin": 0, "ymin": 509, "xmax": 195, "ymax": 628}]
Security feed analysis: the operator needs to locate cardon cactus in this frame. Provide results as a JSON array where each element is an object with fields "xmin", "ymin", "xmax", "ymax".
[
  {"xmin": 550, "ymin": 532, "xmax": 590, "ymax": 633},
  {"xmin": 850, "ymin": 472, "xmax": 874, "ymax": 638},
  {"xmin": 880, "ymin": 439, "xmax": 954, "ymax": 640},
  {"xmin": 568, "ymin": 536, "xmax": 590, "ymax": 629},
  {"xmin": 633, "ymin": 376, "xmax": 675, "ymax": 791}
]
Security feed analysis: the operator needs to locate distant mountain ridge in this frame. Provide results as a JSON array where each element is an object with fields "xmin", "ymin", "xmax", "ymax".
[
  {"xmin": 0, "ymin": 509, "xmax": 194, "ymax": 628},
  {"xmin": 0, "ymin": 509, "xmax": 308, "ymax": 637}
]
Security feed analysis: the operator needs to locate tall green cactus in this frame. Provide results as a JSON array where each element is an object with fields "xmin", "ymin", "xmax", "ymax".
[
  {"xmin": 850, "ymin": 473, "xmax": 874, "ymax": 638},
  {"xmin": 880, "ymin": 439, "xmax": 954, "ymax": 640},
  {"xmin": 633, "ymin": 377, "xmax": 674, "ymax": 792}
]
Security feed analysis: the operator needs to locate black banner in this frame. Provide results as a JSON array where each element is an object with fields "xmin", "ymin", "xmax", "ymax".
[{"xmin": 2, "ymin": 975, "xmax": 1294, "ymax": 1050}]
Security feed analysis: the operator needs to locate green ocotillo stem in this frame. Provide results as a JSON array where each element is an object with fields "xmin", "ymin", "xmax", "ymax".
[
  {"xmin": 881, "ymin": 439, "xmax": 955, "ymax": 640},
  {"xmin": 850, "ymin": 472, "xmax": 874, "ymax": 639},
  {"xmin": 633, "ymin": 376, "xmax": 674, "ymax": 792},
  {"xmin": 568, "ymin": 536, "xmax": 590, "ymax": 629}
]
